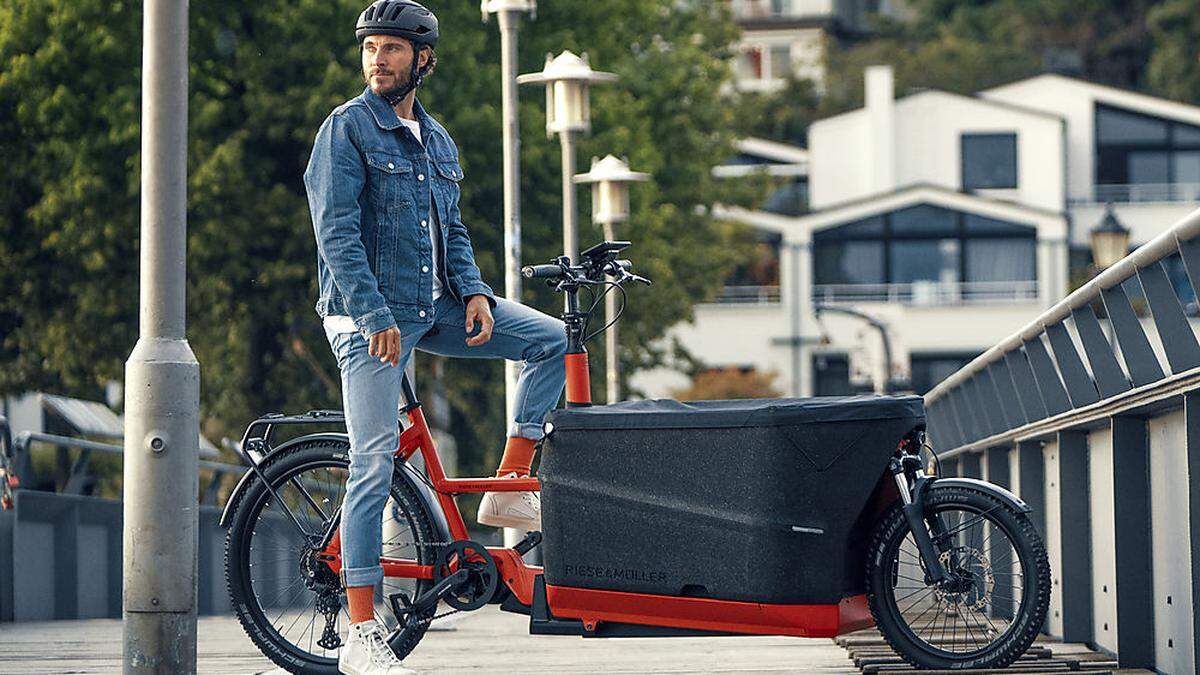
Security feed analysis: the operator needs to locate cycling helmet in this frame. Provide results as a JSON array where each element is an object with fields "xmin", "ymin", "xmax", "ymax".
[
  {"xmin": 356, "ymin": 0, "xmax": 439, "ymax": 49},
  {"xmin": 357, "ymin": 1, "xmax": 439, "ymax": 106}
]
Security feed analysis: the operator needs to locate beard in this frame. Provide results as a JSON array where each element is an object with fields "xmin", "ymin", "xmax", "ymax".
[{"xmin": 364, "ymin": 66, "xmax": 412, "ymax": 98}]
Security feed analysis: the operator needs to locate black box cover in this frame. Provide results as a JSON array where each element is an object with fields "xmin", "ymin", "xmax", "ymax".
[{"xmin": 539, "ymin": 395, "xmax": 924, "ymax": 604}]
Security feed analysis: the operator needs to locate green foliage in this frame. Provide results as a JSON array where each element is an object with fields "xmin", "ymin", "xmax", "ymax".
[
  {"xmin": 0, "ymin": 0, "xmax": 757, "ymax": 476},
  {"xmin": 734, "ymin": 0, "xmax": 1187, "ymax": 149},
  {"xmin": 1147, "ymin": 0, "xmax": 1200, "ymax": 104}
]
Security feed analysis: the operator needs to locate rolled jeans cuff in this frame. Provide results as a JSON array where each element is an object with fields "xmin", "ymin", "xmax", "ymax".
[
  {"xmin": 341, "ymin": 564, "xmax": 384, "ymax": 589},
  {"xmin": 509, "ymin": 421, "xmax": 544, "ymax": 441}
]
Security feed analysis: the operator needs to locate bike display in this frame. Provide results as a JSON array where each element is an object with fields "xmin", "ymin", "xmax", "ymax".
[{"xmin": 222, "ymin": 240, "xmax": 1050, "ymax": 672}]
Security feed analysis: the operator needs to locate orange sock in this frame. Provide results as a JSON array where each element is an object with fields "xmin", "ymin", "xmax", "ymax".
[
  {"xmin": 346, "ymin": 585, "xmax": 375, "ymax": 624},
  {"xmin": 496, "ymin": 436, "xmax": 538, "ymax": 477}
]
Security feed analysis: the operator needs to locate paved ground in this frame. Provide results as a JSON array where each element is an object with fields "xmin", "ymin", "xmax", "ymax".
[{"xmin": 0, "ymin": 610, "xmax": 858, "ymax": 674}]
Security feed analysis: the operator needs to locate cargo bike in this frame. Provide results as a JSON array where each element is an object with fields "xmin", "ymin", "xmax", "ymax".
[{"xmin": 221, "ymin": 241, "xmax": 1051, "ymax": 672}]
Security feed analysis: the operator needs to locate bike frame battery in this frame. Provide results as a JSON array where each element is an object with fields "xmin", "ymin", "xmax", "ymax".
[{"xmin": 538, "ymin": 395, "xmax": 925, "ymax": 605}]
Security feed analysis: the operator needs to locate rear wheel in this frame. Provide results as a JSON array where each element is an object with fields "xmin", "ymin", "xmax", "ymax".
[
  {"xmin": 224, "ymin": 440, "xmax": 437, "ymax": 674},
  {"xmin": 866, "ymin": 485, "xmax": 1050, "ymax": 670}
]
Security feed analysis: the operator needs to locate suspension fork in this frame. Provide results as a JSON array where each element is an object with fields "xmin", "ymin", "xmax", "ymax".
[{"xmin": 892, "ymin": 457, "xmax": 950, "ymax": 584}]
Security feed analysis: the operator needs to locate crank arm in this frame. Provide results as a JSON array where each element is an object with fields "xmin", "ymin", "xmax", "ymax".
[{"xmin": 396, "ymin": 568, "xmax": 470, "ymax": 618}]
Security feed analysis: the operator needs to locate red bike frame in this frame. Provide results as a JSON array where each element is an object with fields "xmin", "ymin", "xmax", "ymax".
[
  {"xmin": 313, "ymin": 346, "xmax": 873, "ymax": 638},
  {"xmin": 314, "ymin": 245, "xmax": 874, "ymax": 638}
]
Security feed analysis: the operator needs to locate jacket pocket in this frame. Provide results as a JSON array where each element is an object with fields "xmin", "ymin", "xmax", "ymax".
[
  {"xmin": 431, "ymin": 158, "xmax": 463, "ymax": 228},
  {"xmin": 364, "ymin": 151, "xmax": 413, "ymax": 212}
]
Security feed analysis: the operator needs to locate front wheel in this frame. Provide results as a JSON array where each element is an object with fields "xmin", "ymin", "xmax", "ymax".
[{"xmin": 866, "ymin": 484, "xmax": 1051, "ymax": 670}]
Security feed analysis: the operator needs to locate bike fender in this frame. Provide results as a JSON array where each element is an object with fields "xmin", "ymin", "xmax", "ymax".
[
  {"xmin": 219, "ymin": 432, "xmax": 455, "ymax": 545},
  {"xmin": 218, "ymin": 432, "xmax": 351, "ymax": 528},
  {"xmin": 928, "ymin": 477, "xmax": 1031, "ymax": 513}
]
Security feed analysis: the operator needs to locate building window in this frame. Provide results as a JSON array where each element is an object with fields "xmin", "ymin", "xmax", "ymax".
[
  {"xmin": 769, "ymin": 45, "xmax": 791, "ymax": 79},
  {"xmin": 737, "ymin": 46, "xmax": 763, "ymax": 80},
  {"xmin": 910, "ymin": 353, "xmax": 979, "ymax": 395},
  {"xmin": 1095, "ymin": 103, "xmax": 1200, "ymax": 199},
  {"xmin": 961, "ymin": 133, "xmax": 1018, "ymax": 190},
  {"xmin": 813, "ymin": 204, "xmax": 1038, "ymax": 301}
]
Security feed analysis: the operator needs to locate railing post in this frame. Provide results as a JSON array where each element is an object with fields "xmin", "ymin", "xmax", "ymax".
[
  {"xmin": 1057, "ymin": 430, "xmax": 1093, "ymax": 644},
  {"xmin": 1101, "ymin": 283, "xmax": 1165, "ymax": 386},
  {"xmin": 986, "ymin": 445, "xmax": 1014, "ymax": 619},
  {"xmin": 1070, "ymin": 305, "xmax": 1131, "ymax": 398},
  {"xmin": 1187, "ymin": 393, "xmax": 1200, "ymax": 669},
  {"xmin": 1111, "ymin": 415, "xmax": 1154, "ymax": 668}
]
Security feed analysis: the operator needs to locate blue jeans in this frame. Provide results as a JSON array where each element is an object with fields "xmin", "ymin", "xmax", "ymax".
[{"xmin": 324, "ymin": 293, "xmax": 567, "ymax": 587}]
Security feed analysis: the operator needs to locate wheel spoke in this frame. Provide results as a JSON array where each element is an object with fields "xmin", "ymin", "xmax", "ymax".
[
  {"xmin": 229, "ymin": 453, "xmax": 432, "ymax": 668},
  {"xmin": 884, "ymin": 500, "xmax": 1038, "ymax": 660}
]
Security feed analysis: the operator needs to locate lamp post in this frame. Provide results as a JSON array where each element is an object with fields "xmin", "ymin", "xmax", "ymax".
[
  {"xmin": 575, "ymin": 155, "xmax": 649, "ymax": 403},
  {"xmin": 1089, "ymin": 203, "xmax": 1131, "ymax": 271},
  {"xmin": 482, "ymin": 1, "xmax": 535, "ymax": 506},
  {"xmin": 124, "ymin": 0, "xmax": 199, "ymax": 670},
  {"xmin": 518, "ymin": 51, "xmax": 617, "ymax": 261}
]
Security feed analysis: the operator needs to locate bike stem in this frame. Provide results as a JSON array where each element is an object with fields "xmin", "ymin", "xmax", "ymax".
[{"xmin": 562, "ymin": 279, "xmax": 592, "ymax": 407}]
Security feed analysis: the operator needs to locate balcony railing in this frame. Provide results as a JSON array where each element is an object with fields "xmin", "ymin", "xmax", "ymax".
[
  {"xmin": 813, "ymin": 280, "xmax": 1039, "ymax": 305},
  {"xmin": 714, "ymin": 284, "xmax": 782, "ymax": 304},
  {"xmin": 730, "ymin": 0, "xmax": 832, "ymax": 20},
  {"xmin": 1075, "ymin": 182, "xmax": 1200, "ymax": 205}
]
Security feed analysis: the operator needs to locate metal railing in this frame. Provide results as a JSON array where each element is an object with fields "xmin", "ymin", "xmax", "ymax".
[
  {"xmin": 814, "ymin": 280, "xmax": 1039, "ymax": 306},
  {"xmin": 922, "ymin": 206, "xmax": 1200, "ymax": 671},
  {"xmin": 1074, "ymin": 182, "xmax": 1200, "ymax": 205},
  {"xmin": 9, "ymin": 430, "xmax": 244, "ymax": 505},
  {"xmin": 714, "ymin": 284, "xmax": 781, "ymax": 304}
]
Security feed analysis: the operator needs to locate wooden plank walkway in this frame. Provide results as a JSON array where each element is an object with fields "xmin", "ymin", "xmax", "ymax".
[
  {"xmin": 834, "ymin": 625, "xmax": 1154, "ymax": 675},
  {"xmin": 0, "ymin": 610, "xmax": 859, "ymax": 674}
]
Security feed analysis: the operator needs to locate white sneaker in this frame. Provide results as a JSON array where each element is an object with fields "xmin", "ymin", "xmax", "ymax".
[
  {"xmin": 338, "ymin": 619, "xmax": 418, "ymax": 675},
  {"xmin": 477, "ymin": 473, "xmax": 541, "ymax": 530}
]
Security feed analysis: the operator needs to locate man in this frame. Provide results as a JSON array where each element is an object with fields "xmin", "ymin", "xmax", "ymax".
[{"xmin": 304, "ymin": 1, "xmax": 566, "ymax": 672}]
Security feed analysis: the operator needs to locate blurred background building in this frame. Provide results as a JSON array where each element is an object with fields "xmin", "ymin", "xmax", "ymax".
[{"xmin": 636, "ymin": 64, "xmax": 1200, "ymax": 399}]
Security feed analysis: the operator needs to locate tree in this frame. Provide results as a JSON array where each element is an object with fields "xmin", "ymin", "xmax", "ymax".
[
  {"xmin": 1146, "ymin": 0, "xmax": 1200, "ymax": 104},
  {"xmin": 671, "ymin": 367, "xmax": 781, "ymax": 400},
  {"xmin": 0, "ymin": 0, "xmax": 759, "ymax": 478}
]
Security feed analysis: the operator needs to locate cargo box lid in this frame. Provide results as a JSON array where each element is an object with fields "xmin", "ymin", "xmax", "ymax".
[{"xmin": 546, "ymin": 395, "xmax": 924, "ymax": 431}]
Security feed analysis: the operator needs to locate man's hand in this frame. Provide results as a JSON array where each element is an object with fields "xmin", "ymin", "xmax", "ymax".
[
  {"xmin": 464, "ymin": 295, "xmax": 494, "ymax": 346},
  {"xmin": 368, "ymin": 326, "xmax": 402, "ymax": 366}
]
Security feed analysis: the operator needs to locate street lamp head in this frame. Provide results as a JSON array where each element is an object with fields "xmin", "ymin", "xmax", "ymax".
[
  {"xmin": 1089, "ymin": 202, "xmax": 1131, "ymax": 270},
  {"xmin": 574, "ymin": 154, "xmax": 649, "ymax": 225},
  {"xmin": 517, "ymin": 50, "xmax": 617, "ymax": 137},
  {"xmin": 481, "ymin": 0, "xmax": 535, "ymax": 21}
]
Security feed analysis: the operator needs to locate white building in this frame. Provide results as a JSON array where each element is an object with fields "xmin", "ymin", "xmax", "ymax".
[
  {"xmin": 729, "ymin": 0, "xmax": 911, "ymax": 92},
  {"xmin": 633, "ymin": 67, "xmax": 1200, "ymax": 399}
]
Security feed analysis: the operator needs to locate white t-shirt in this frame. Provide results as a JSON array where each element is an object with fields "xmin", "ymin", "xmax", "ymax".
[{"xmin": 324, "ymin": 115, "xmax": 442, "ymax": 334}]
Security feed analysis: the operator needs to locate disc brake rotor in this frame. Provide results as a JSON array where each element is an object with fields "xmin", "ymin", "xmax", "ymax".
[{"xmin": 934, "ymin": 547, "xmax": 994, "ymax": 611}]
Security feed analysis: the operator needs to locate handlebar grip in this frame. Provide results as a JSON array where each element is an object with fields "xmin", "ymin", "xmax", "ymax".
[
  {"xmin": 615, "ymin": 259, "xmax": 633, "ymax": 272},
  {"xmin": 522, "ymin": 264, "xmax": 562, "ymax": 279}
]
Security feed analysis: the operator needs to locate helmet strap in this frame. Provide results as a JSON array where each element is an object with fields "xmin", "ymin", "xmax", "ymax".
[{"xmin": 383, "ymin": 42, "xmax": 430, "ymax": 108}]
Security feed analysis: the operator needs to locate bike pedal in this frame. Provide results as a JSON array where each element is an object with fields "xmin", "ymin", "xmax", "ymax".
[{"xmin": 513, "ymin": 531, "xmax": 542, "ymax": 555}]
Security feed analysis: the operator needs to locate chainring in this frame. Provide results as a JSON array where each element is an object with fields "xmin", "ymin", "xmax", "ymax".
[{"xmin": 433, "ymin": 540, "xmax": 498, "ymax": 612}]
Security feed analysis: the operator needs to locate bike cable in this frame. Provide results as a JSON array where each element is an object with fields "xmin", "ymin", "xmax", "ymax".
[{"xmin": 583, "ymin": 281, "xmax": 627, "ymax": 344}]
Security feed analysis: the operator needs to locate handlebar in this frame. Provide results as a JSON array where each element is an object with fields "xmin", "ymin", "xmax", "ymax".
[{"xmin": 522, "ymin": 264, "xmax": 562, "ymax": 279}]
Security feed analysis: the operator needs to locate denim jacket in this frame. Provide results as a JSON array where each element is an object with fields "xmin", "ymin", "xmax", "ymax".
[{"xmin": 305, "ymin": 87, "xmax": 496, "ymax": 339}]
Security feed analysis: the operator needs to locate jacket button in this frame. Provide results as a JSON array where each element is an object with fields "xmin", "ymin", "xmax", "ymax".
[
  {"xmin": 420, "ymin": 219, "xmax": 427, "ymax": 227},
  {"xmin": 387, "ymin": 162, "xmax": 395, "ymax": 170},
  {"xmin": 417, "ymin": 174, "xmax": 425, "ymax": 181},
  {"xmin": 422, "ymin": 265, "xmax": 429, "ymax": 273},
  {"xmin": 419, "ymin": 310, "xmax": 426, "ymax": 318}
]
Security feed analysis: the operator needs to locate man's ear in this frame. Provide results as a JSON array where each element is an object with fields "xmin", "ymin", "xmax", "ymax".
[{"xmin": 418, "ymin": 47, "xmax": 431, "ymax": 69}]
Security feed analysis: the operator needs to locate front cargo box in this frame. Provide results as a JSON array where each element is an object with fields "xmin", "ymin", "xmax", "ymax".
[{"xmin": 539, "ymin": 395, "xmax": 925, "ymax": 605}]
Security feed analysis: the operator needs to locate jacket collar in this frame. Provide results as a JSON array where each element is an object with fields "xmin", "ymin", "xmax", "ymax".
[{"xmin": 362, "ymin": 86, "xmax": 434, "ymax": 142}]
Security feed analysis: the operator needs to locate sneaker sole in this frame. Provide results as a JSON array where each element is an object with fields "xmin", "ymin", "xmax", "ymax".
[{"xmin": 477, "ymin": 511, "xmax": 541, "ymax": 530}]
